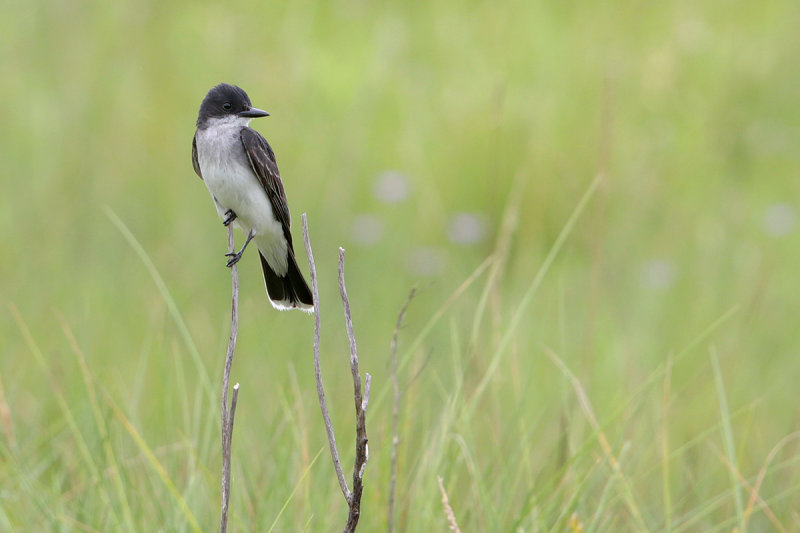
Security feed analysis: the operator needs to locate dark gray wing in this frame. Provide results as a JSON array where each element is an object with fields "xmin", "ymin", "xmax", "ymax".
[
  {"xmin": 191, "ymin": 133, "xmax": 203, "ymax": 180},
  {"xmin": 239, "ymin": 127, "xmax": 293, "ymax": 246}
]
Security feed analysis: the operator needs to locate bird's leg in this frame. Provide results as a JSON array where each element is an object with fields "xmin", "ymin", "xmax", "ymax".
[
  {"xmin": 222, "ymin": 209, "xmax": 237, "ymax": 227},
  {"xmin": 225, "ymin": 229, "xmax": 255, "ymax": 268}
]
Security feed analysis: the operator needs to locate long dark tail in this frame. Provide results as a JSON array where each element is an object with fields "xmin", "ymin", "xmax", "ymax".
[{"xmin": 260, "ymin": 250, "xmax": 314, "ymax": 312}]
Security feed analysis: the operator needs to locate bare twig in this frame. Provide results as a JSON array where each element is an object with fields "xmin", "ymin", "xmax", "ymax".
[
  {"xmin": 301, "ymin": 214, "xmax": 350, "ymax": 502},
  {"xmin": 228, "ymin": 384, "xmax": 240, "ymax": 434},
  {"xmin": 302, "ymin": 215, "xmax": 372, "ymax": 532},
  {"xmin": 388, "ymin": 288, "xmax": 417, "ymax": 533},
  {"xmin": 362, "ymin": 375, "xmax": 372, "ymax": 415},
  {"xmin": 220, "ymin": 225, "xmax": 241, "ymax": 533},
  {"xmin": 437, "ymin": 476, "xmax": 462, "ymax": 533},
  {"xmin": 338, "ymin": 248, "xmax": 371, "ymax": 532}
]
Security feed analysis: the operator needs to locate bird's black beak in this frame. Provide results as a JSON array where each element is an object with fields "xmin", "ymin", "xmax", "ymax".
[{"xmin": 239, "ymin": 106, "xmax": 270, "ymax": 118}]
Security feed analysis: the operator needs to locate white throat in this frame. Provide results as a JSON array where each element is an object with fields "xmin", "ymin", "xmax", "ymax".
[{"xmin": 203, "ymin": 114, "xmax": 253, "ymax": 130}]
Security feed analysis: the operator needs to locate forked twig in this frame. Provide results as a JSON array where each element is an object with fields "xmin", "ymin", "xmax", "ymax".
[
  {"xmin": 220, "ymin": 225, "xmax": 241, "ymax": 533},
  {"xmin": 339, "ymin": 247, "xmax": 371, "ymax": 531},
  {"xmin": 302, "ymin": 215, "xmax": 372, "ymax": 533}
]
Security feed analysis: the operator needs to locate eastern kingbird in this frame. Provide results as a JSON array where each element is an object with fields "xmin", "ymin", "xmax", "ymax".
[{"xmin": 192, "ymin": 83, "xmax": 313, "ymax": 312}]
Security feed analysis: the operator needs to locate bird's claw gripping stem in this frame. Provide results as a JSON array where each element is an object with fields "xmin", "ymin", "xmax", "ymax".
[
  {"xmin": 225, "ymin": 229, "xmax": 255, "ymax": 268},
  {"xmin": 223, "ymin": 209, "xmax": 237, "ymax": 227}
]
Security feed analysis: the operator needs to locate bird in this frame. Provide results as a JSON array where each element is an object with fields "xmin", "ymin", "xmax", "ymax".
[{"xmin": 192, "ymin": 83, "xmax": 313, "ymax": 312}]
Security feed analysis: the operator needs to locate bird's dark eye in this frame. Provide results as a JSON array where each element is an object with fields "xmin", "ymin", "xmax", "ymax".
[{"xmin": 222, "ymin": 102, "xmax": 232, "ymax": 110}]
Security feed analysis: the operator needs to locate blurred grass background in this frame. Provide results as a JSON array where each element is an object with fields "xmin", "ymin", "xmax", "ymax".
[{"xmin": 2, "ymin": 0, "xmax": 800, "ymax": 530}]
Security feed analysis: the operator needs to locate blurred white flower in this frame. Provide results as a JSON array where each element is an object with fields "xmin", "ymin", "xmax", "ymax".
[
  {"xmin": 406, "ymin": 247, "xmax": 444, "ymax": 277},
  {"xmin": 350, "ymin": 214, "xmax": 384, "ymax": 245},
  {"xmin": 374, "ymin": 170, "xmax": 410, "ymax": 204},
  {"xmin": 447, "ymin": 212, "xmax": 488, "ymax": 245},
  {"xmin": 640, "ymin": 259, "xmax": 676, "ymax": 291},
  {"xmin": 763, "ymin": 203, "xmax": 796, "ymax": 237}
]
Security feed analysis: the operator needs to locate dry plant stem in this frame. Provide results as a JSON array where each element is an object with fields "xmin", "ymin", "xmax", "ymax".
[
  {"xmin": 301, "ymin": 214, "xmax": 351, "ymax": 502},
  {"xmin": 220, "ymin": 225, "xmax": 241, "ymax": 533},
  {"xmin": 338, "ymin": 248, "xmax": 371, "ymax": 532},
  {"xmin": 388, "ymin": 287, "xmax": 416, "ymax": 533},
  {"xmin": 437, "ymin": 476, "xmax": 462, "ymax": 533},
  {"xmin": 743, "ymin": 431, "xmax": 800, "ymax": 532}
]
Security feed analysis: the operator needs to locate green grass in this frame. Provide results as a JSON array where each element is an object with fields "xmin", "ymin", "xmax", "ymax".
[{"xmin": 3, "ymin": 0, "xmax": 800, "ymax": 530}]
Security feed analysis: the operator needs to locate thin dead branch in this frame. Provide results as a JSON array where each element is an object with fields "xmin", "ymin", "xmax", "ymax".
[
  {"xmin": 302, "ymin": 215, "xmax": 372, "ymax": 533},
  {"xmin": 338, "ymin": 247, "xmax": 371, "ymax": 532},
  {"xmin": 220, "ymin": 225, "xmax": 241, "ymax": 533},
  {"xmin": 302, "ymin": 214, "xmax": 350, "ymax": 502}
]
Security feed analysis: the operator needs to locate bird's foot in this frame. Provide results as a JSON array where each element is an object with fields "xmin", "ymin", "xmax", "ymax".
[
  {"xmin": 223, "ymin": 209, "xmax": 237, "ymax": 227},
  {"xmin": 225, "ymin": 250, "xmax": 244, "ymax": 268},
  {"xmin": 224, "ymin": 228, "xmax": 255, "ymax": 268}
]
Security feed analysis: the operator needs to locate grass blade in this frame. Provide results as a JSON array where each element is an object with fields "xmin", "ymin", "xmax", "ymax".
[
  {"xmin": 709, "ymin": 346, "xmax": 744, "ymax": 529},
  {"xmin": 59, "ymin": 317, "xmax": 136, "ymax": 532},
  {"xmin": 9, "ymin": 305, "xmax": 123, "ymax": 530},
  {"xmin": 464, "ymin": 173, "xmax": 603, "ymax": 418},
  {"xmin": 104, "ymin": 206, "xmax": 213, "ymax": 402},
  {"xmin": 103, "ymin": 390, "xmax": 202, "ymax": 533}
]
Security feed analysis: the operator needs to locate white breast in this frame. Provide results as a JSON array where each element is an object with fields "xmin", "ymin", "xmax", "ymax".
[{"xmin": 195, "ymin": 118, "xmax": 288, "ymax": 274}]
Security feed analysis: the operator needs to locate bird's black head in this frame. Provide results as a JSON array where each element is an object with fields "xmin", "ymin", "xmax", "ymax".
[{"xmin": 196, "ymin": 83, "xmax": 269, "ymax": 128}]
